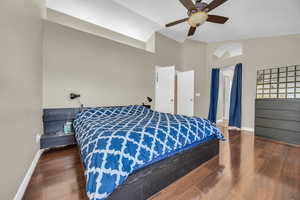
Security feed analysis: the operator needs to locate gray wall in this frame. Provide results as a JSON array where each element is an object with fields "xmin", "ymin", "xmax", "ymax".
[
  {"xmin": 0, "ymin": 0, "xmax": 44, "ymax": 199},
  {"xmin": 43, "ymin": 22, "xmax": 181, "ymax": 108},
  {"xmin": 155, "ymin": 33, "xmax": 182, "ymax": 68}
]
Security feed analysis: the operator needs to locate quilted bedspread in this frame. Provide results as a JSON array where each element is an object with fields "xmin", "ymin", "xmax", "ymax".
[{"xmin": 73, "ymin": 105, "xmax": 224, "ymax": 200}]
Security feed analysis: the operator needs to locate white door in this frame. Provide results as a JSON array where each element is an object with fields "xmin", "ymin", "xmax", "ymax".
[
  {"xmin": 155, "ymin": 66, "xmax": 175, "ymax": 114},
  {"xmin": 177, "ymin": 70, "xmax": 194, "ymax": 116}
]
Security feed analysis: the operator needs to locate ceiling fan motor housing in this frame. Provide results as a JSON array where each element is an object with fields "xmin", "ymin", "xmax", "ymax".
[
  {"xmin": 195, "ymin": 2, "xmax": 208, "ymax": 11},
  {"xmin": 188, "ymin": 1, "xmax": 208, "ymax": 16}
]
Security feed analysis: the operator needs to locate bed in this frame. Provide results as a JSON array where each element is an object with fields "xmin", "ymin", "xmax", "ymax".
[{"xmin": 73, "ymin": 105, "xmax": 224, "ymax": 200}]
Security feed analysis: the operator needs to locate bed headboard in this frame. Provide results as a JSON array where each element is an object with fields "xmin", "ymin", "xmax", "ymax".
[{"xmin": 43, "ymin": 106, "xmax": 135, "ymax": 135}]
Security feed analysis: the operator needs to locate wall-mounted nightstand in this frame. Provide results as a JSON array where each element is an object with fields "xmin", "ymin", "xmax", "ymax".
[
  {"xmin": 40, "ymin": 132, "xmax": 76, "ymax": 149},
  {"xmin": 41, "ymin": 108, "xmax": 80, "ymax": 149}
]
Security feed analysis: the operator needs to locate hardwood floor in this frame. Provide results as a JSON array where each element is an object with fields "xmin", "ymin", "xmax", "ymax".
[
  {"xmin": 23, "ymin": 146, "xmax": 88, "ymax": 200},
  {"xmin": 23, "ymin": 128, "xmax": 300, "ymax": 200}
]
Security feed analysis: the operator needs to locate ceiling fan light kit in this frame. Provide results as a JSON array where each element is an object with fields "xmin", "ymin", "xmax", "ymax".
[
  {"xmin": 166, "ymin": 0, "xmax": 229, "ymax": 36},
  {"xmin": 188, "ymin": 11, "xmax": 208, "ymax": 27}
]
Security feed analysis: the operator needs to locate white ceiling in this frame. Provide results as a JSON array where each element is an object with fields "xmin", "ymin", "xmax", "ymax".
[{"xmin": 47, "ymin": 0, "xmax": 300, "ymax": 43}]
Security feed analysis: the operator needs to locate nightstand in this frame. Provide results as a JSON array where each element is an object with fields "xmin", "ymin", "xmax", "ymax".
[{"xmin": 40, "ymin": 132, "xmax": 76, "ymax": 149}]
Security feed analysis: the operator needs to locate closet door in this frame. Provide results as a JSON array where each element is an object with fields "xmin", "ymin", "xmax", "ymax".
[
  {"xmin": 155, "ymin": 66, "xmax": 175, "ymax": 114},
  {"xmin": 177, "ymin": 70, "xmax": 194, "ymax": 116}
]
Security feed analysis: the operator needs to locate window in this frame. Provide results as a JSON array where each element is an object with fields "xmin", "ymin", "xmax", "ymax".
[
  {"xmin": 213, "ymin": 43, "xmax": 242, "ymax": 60},
  {"xmin": 256, "ymin": 65, "xmax": 300, "ymax": 99}
]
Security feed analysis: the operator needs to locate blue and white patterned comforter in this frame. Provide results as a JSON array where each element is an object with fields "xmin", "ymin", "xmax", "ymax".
[{"xmin": 73, "ymin": 105, "xmax": 224, "ymax": 200}]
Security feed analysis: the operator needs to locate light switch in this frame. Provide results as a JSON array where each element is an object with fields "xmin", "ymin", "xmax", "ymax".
[{"xmin": 196, "ymin": 93, "xmax": 200, "ymax": 97}]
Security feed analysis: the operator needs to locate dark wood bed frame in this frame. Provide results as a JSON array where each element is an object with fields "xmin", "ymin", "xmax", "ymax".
[
  {"xmin": 43, "ymin": 107, "xmax": 220, "ymax": 200},
  {"xmin": 109, "ymin": 138, "xmax": 219, "ymax": 200}
]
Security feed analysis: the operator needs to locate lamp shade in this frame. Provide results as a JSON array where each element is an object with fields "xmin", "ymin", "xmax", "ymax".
[{"xmin": 147, "ymin": 97, "xmax": 153, "ymax": 103}]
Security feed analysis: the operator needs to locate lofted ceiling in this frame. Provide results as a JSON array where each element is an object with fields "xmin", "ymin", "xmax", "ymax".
[{"xmin": 47, "ymin": 0, "xmax": 300, "ymax": 43}]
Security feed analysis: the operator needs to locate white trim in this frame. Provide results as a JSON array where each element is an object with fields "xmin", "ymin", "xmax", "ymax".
[
  {"xmin": 14, "ymin": 149, "xmax": 44, "ymax": 200},
  {"xmin": 228, "ymin": 126, "xmax": 254, "ymax": 132},
  {"xmin": 228, "ymin": 126, "xmax": 240, "ymax": 130},
  {"xmin": 216, "ymin": 119, "xmax": 223, "ymax": 123},
  {"xmin": 242, "ymin": 127, "xmax": 254, "ymax": 132}
]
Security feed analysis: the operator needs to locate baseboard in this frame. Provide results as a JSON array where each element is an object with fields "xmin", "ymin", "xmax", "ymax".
[
  {"xmin": 242, "ymin": 127, "xmax": 254, "ymax": 132},
  {"xmin": 13, "ymin": 149, "xmax": 44, "ymax": 200},
  {"xmin": 228, "ymin": 126, "xmax": 240, "ymax": 130},
  {"xmin": 227, "ymin": 126, "xmax": 254, "ymax": 132},
  {"xmin": 216, "ymin": 119, "xmax": 223, "ymax": 123}
]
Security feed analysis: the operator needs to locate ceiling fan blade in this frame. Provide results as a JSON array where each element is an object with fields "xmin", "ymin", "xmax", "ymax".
[
  {"xmin": 166, "ymin": 18, "xmax": 189, "ymax": 27},
  {"xmin": 207, "ymin": 15, "xmax": 229, "ymax": 24},
  {"xmin": 204, "ymin": 0, "xmax": 228, "ymax": 12},
  {"xmin": 179, "ymin": 0, "xmax": 197, "ymax": 11},
  {"xmin": 188, "ymin": 26, "xmax": 197, "ymax": 36}
]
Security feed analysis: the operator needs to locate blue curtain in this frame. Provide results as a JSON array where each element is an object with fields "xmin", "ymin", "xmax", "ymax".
[
  {"xmin": 229, "ymin": 63, "xmax": 242, "ymax": 128},
  {"xmin": 208, "ymin": 68, "xmax": 220, "ymax": 123}
]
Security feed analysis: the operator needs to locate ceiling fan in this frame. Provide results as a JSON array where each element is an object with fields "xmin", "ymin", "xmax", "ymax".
[{"xmin": 166, "ymin": 0, "xmax": 229, "ymax": 36}]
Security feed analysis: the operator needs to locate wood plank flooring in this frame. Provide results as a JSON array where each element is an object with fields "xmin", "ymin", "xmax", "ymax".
[{"xmin": 23, "ymin": 128, "xmax": 300, "ymax": 200}]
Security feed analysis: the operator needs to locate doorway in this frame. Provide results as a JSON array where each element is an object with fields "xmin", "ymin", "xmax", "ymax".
[{"xmin": 218, "ymin": 66, "xmax": 234, "ymax": 126}]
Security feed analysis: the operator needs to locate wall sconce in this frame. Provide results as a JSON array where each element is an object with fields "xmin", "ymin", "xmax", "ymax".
[
  {"xmin": 70, "ymin": 93, "xmax": 83, "ymax": 108},
  {"xmin": 147, "ymin": 97, "xmax": 153, "ymax": 103},
  {"xmin": 70, "ymin": 93, "xmax": 80, "ymax": 100},
  {"xmin": 142, "ymin": 97, "xmax": 152, "ymax": 109}
]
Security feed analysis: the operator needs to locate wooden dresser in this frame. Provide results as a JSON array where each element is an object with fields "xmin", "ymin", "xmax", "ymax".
[{"xmin": 255, "ymin": 99, "xmax": 300, "ymax": 145}]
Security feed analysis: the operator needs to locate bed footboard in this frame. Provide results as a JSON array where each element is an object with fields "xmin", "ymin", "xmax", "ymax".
[{"xmin": 108, "ymin": 138, "xmax": 219, "ymax": 200}]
